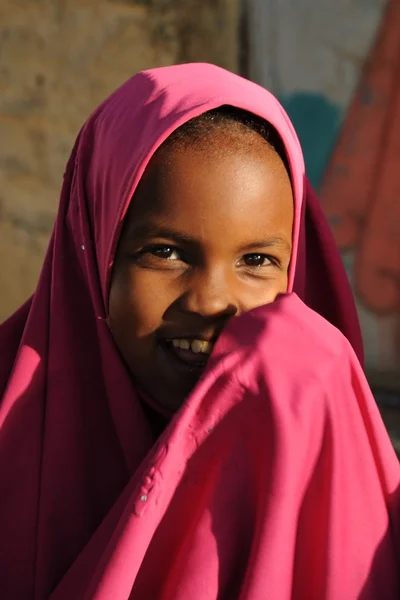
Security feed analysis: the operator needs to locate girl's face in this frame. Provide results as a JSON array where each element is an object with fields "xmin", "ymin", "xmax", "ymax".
[{"xmin": 109, "ymin": 131, "xmax": 293, "ymax": 411}]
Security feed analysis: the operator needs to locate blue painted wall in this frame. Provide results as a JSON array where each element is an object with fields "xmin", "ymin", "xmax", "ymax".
[{"xmin": 280, "ymin": 93, "xmax": 341, "ymax": 189}]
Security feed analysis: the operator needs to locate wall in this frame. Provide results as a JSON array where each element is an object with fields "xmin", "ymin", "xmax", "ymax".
[
  {"xmin": 247, "ymin": 0, "xmax": 399, "ymax": 374},
  {"xmin": 319, "ymin": 0, "xmax": 400, "ymax": 384},
  {"xmin": 247, "ymin": 0, "xmax": 400, "ymax": 450},
  {"xmin": 247, "ymin": 0, "xmax": 387, "ymax": 188},
  {"xmin": 0, "ymin": 0, "xmax": 240, "ymax": 320}
]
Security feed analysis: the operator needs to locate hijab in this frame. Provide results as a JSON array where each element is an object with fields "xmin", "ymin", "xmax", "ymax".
[{"xmin": 0, "ymin": 63, "xmax": 398, "ymax": 599}]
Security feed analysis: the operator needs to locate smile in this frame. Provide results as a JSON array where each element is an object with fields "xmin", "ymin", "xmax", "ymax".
[
  {"xmin": 161, "ymin": 338, "xmax": 215, "ymax": 369},
  {"xmin": 171, "ymin": 338, "xmax": 213, "ymax": 354}
]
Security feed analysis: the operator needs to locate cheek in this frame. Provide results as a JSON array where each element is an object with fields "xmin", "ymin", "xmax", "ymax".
[
  {"xmin": 108, "ymin": 267, "xmax": 173, "ymax": 339},
  {"xmin": 241, "ymin": 273, "xmax": 289, "ymax": 312}
]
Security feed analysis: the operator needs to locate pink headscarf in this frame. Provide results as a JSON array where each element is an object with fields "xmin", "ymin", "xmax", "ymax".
[{"xmin": 0, "ymin": 64, "xmax": 398, "ymax": 599}]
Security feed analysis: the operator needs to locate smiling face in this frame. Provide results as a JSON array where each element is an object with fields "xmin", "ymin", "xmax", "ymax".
[{"xmin": 109, "ymin": 116, "xmax": 294, "ymax": 412}]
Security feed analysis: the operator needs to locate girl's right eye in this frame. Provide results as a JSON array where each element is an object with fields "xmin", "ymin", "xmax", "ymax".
[
  {"xmin": 149, "ymin": 246, "xmax": 181, "ymax": 260},
  {"xmin": 131, "ymin": 244, "xmax": 187, "ymax": 269}
]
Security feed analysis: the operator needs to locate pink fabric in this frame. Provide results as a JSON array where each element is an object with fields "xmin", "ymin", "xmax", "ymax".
[{"xmin": 0, "ymin": 63, "xmax": 398, "ymax": 599}]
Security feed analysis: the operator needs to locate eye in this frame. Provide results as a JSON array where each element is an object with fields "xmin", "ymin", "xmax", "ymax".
[
  {"xmin": 242, "ymin": 253, "xmax": 273, "ymax": 267},
  {"xmin": 132, "ymin": 244, "xmax": 187, "ymax": 268},
  {"xmin": 149, "ymin": 245, "xmax": 181, "ymax": 260}
]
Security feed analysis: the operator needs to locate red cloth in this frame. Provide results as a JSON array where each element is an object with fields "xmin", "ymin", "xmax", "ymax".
[{"xmin": 0, "ymin": 63, "xmax": 398, "ymax": 599}]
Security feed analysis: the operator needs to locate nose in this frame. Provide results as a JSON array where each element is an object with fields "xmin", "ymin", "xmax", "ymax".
[{"xmin": 179, "ymin": 267, "xmax": 238, "ymax": 320}]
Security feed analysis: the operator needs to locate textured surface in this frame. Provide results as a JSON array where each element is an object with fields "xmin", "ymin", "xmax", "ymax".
[
  {"xmin": 247, "ymin": 0, "xmax": 400, "ymax": 389},
  {"xmin": 0, "ymin": 0, "xmax": 240, "ymax": 319},
  {"xmin": 247, "ymin": 0, "xmax": 387, "ymax": 187}
]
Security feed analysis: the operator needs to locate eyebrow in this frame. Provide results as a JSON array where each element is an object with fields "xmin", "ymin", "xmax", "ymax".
[
  {"xmin": 127, "ymin": 223, "xmax": 292, "ymax": 254},
  {"xmin": 126, "ymin": 223, "xmax": 198, "ymax": 247},
  {"xmin": 238, "ymin": 237, "xmax": 292, "ymax": 254}
]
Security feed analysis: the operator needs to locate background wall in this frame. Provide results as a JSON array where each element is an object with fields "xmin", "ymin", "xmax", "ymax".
[
  {"xmin": 247, "ymin": 0, "xmax": 399, "ymax": 375},
  {"xmin": 247, "ymin": 0, "xmax": 387, "ymax": 188},
  {"xmin": 0, "ymin": 0, "xmax": 240, "ymax": 320},
  {"xmin": 247, "ymin": 0, "xmax": 399, "ymax": 451}
]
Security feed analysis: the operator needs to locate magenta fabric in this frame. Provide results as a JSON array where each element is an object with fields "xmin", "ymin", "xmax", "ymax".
[{"xmin": 0, "ymin": 63, "xmax": 398, "ymax": 599}]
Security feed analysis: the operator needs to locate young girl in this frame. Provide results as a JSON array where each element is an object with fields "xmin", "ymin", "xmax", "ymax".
[{"xmin": 0, "ymin": 63, "xmax": 399, "ymax": 599}]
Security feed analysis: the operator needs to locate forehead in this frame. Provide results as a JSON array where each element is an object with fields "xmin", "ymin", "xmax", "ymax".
[{"xmin": 124, "ymin": 137, "xmax": 293, "ymax": 243}]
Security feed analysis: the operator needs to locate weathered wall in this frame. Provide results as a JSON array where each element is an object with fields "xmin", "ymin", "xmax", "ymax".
[
  {"xmin": 247, "ymin": 0, "xmax": 387, "ymax": 188},
  {"xmin": 0, "ymin": 0, "xmax": 240, "ymax": 320},
  {"xmin": 247, "ymin": 1, "xmax": 400, "ymax": 453},
  {"xmin": 319, "ymin": 0, "xmax": 400, "ymax": 388},
  {"xmin": 247, "ymin": 0, "xmax": 400, "ymax": 376}
]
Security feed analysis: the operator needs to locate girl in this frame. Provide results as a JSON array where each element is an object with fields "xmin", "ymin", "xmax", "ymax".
[{"xmin": 0, "ymin": 63, "xmax": 399, "ymax": 599}]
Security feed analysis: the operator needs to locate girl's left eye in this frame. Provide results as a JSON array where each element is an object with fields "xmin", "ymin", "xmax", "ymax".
[{"xmin": 242, "ymin": 253, "xmax": 273, "ymax": 267}]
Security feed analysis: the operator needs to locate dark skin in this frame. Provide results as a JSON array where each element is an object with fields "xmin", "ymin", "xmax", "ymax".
[{"xmin": 109, "ymin": 130, "xmax": 294, "ymax": 412}]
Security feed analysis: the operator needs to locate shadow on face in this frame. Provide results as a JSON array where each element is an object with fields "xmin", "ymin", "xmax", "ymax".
[{"xmin": 109, "ymin": 124, "xmax": 294, "ymax": 412}]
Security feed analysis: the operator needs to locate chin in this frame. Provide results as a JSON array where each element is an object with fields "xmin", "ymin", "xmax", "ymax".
[{"xmin": 157, "ymin": 379, "xmax": 200, "ymax": 413}]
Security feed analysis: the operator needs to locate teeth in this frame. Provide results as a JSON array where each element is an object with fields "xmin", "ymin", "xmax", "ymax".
[
  {"xmin": 191, "ymin": 340, "xmax": 204, "ymax": 354},
  {"xmin": 172, "ymin": 339, "xmax": 190, "ymax": 350},
  {"xmin": 171, "ymin": 339, "xmax": 214, "ymax": 355},
  {"xmin": 200, "ymin": 341, "xmax": 213, "ymax": 355}
]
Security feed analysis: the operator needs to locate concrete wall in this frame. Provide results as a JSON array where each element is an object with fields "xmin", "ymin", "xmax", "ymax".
[
  {"xmin": 247, "ymin": 0, "xmax": 400, "ymax": 454},
  {"xmin": 319, "ymin": 0, "xmax": 400, "ymax": 389},
  {"xmin": 247, "ymin": 0, "xmax": 400, "ymax": 382},
  {"xmin": 0, "ymin": 0, "xmax": 240, "ymax": 320},
  {"xmin": 247, "ymin": 0, "xmax": 387, "ymax": 188}
]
